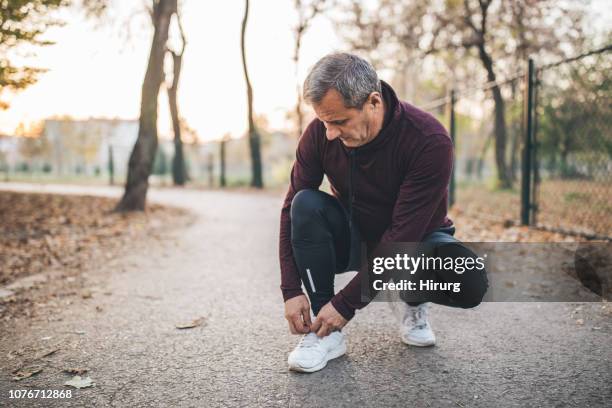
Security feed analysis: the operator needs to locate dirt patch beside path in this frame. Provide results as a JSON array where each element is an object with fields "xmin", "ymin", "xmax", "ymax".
[{"xmin": 0, "ymin": 191, "xmax": 193, "ymax": 323}]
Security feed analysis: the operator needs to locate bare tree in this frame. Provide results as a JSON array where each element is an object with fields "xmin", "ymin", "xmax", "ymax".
[
  {"xmin": 167, "ymin": 11, "xmax": 188, "ymax": 186},
  {"xmin": 240, "ymin": 0, "xmax": 263, "ymax": 188},
  {"xmin": 293, "ymin": 0, "xmax": 325, "ymax": 138},
  {"xmin": 336, "ymin": 0, "xmax": 427, "ymax": 70},
  {"xmin": 116, "ymin": 0, "xmax": 177, "ymax": 211},
  {"xmin": 459, "ymin": 0, "xmax": 512, "ymax": 188},
  {"xmin": 336, "ymin": 0, "xmax": 588, "ymax": 189},
  {"xmin": 426, "ymin": 0, "xmax": 586, "ymax": 188}
]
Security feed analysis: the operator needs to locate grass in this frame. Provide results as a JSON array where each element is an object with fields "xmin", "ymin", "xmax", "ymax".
[
  {"xmin": 454, "ymin": 179, "xmax": 612, "ymax": 238},
  {"xmin": 4, "ymin": 172, "xmax": 610, "ymax": 238},
  {"xmin": 563, "ymin": 191, "xmax": 590, "ymax": 203}
]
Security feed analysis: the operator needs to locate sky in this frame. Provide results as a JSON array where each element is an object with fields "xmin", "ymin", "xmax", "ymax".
[
  {"xmin": 0, "ymin": 0, "xmax": 344, "ymax": 141},
  {"xmin": 1, "ymin": 0, "xmax": 609, "ymax": 142}
]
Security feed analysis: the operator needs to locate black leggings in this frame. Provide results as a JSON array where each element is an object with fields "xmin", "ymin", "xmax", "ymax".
[{"xmin": 290, "ymin": 189, "xmax": 488, "ymax": 315}]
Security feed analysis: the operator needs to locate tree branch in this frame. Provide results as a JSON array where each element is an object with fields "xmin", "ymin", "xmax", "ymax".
[
  {"xmin": 463, "ymin": 0, "xmax": 479, "ymax": 34},
  {"xmin": 176, "ymin": 9, "xmax": 186, "ymax": 56}
]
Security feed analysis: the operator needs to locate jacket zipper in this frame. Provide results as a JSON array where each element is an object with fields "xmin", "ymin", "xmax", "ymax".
[{"xmin": 348, "ymin": 149, "xmax": 357, "ymax": 231}]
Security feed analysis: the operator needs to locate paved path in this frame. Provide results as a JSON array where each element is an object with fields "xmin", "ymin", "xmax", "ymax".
[{"xmin": 0, "ymin": 184, "xmax": 610, "ymax": 407}]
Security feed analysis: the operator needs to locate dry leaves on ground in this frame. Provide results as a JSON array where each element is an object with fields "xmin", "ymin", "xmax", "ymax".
[
  {"xmin": 64, "ymin": 375, "xmax": 94, "ymax": 388},
  {"xmin": 176, "ymin": 316, "xmax": 206, "ymax": 329},
  {"xmin": 12, "ymin": 365, "xmax": 43, "ymax": 381},
  {"xmin": 0, "ymin": 192, "xmax": 187, "ymax": 286}
]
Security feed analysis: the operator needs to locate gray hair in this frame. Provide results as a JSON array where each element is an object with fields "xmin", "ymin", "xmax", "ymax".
[{"xmin": 303, "ymin": 53, "xmax": 381, "ymax": 109}]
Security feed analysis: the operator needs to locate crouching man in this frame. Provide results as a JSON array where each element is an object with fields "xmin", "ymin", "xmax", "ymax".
[{"xmin": 278, "ymin": 53, "xmax": 488, "ymax": 373}]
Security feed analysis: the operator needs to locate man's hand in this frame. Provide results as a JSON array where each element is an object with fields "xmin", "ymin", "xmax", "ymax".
[
  {"xmin": 311, "ymin": 302, "xmax": 347, "ymax": 337},
  {"xmin": 284, "ymin": 294, "xmax": 312, "ymax": 334}
]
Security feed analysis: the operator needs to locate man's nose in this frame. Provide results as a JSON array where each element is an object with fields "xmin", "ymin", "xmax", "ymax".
[{"xmin": 326, "ymin": 127, "xmax": 341, "ymax": 140}]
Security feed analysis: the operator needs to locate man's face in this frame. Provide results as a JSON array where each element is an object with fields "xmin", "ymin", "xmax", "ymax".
[{"xmin": 313, "ymin": 89, "xmax": 382, "ymax": 148}]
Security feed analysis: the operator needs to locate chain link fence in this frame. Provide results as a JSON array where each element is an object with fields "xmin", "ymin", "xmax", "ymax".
[
  {"xmin": 422, "ymin": 45, "xmax": 611, "ymax": 239},
  {"xmin": 423, "ymin": 75, "xmax": 526, "ymax": 226},
  {"xmin": 533, "ymin": 47, "xmax": 611, "ymax": 238}
]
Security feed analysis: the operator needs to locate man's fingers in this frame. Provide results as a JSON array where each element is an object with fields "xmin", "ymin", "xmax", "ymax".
[
  {"xmin": 316, "ymin": 321, "xmax": 329, "ymax": 337},
  {"xmin": 292, "ymin": 314, "xmax": 308, "ymax": 333},
  {"xmin": 286, "ymin": 314, "xmax": 301, "ymax": 334},
  {"xmin": 302, "ymin": 309, "xmax": 312, "ymax": 329},
  {"xmin": 287, "ymin": 317, "xmax": 299, "ymax": 334},
  {"xmin": 311, "ymin": 317, "xmax": 321, "ymax": 333}
]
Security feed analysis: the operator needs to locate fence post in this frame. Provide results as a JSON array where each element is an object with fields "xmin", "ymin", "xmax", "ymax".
[
  {"xmin": 108, "ymin": 145, "xmax": 114, "ymax": 186},
  {"xmin": 448, "ymin": 89, "xmax": 456, "ymax": 208},
  {"xmin": 521, "ymin": 58, "xmax": 535, "ymax": 225},
  {"xmin": 531, "ymin": 68, "xmax": 540, "ymax": 226}
]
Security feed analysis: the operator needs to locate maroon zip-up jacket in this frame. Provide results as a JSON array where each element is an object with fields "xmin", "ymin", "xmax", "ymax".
[{"xmin": 279, "ymin": 80, "xmax": 454, "ymax": 320}]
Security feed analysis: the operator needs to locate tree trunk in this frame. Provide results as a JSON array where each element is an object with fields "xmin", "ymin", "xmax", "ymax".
[
  {"xmin": 509, "ymin": 81, "xmax": 519, "ymax": 182},
  {"xmin": 241, "ymin": 0, "xmax": 263, "ymax": 188},
  {"xmin": 477, "ymin": 134, "xmax": 492, "ymax": 180},
  {"xmin": 509, "ymin": 125, "xmax": 520, "ymax": 182},
  {"xmin": 294, "ymin": 26, "xmax": 304, "ymax": 138},
  {"xmin": 477, "ymin": 43, "xmax": 512, "ymax": 189},
  {"xmin": 169, "ymin": 50, "xmax": 187, "ymax": 186},
  {"xmin": 295, "ymin": 81, "xmax": 303, "ymax": 138},
  {"xmin": 292, "ymin": 0, "xmax": 324, "ymax": 138},
  {"xmin": 116, "ymin": 0, "xmax": 177, "ymax": 211},
  {"xmin": 560, "ymin": 135, "xmax": 572, "ymax": 178}
]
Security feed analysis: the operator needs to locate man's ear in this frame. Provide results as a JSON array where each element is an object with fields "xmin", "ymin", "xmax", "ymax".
[{"xmin": 368, "ymin": 92, "xmax": 383, "ymax": 109}]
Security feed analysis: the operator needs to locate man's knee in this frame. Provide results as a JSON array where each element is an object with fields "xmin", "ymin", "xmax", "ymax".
[
  {"xmin": 435, "ymin": 242, "xmax": 488, "ymax": 309},
  {"xmin": 454, "ymin": 269, "xmax": 488, "ymax": 308},
  {"xmin": 290, "ymin": 189, "xmax": 327, "ymax": 228}
]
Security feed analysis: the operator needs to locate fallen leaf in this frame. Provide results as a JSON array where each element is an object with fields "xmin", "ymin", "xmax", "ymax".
[
  {"xmin": 12, "ymin": 366, "xmax": 43, "ymax": 381},
  {"xmin": 64, "ymin": 375, "xmax": 94, "ymax": 389},
  {"xmin": 576, "ymin": 319, "xmax": 584, "ymax": 325},
  {"xmin": 176, "ymin": 317, "xmax": 206, "ymax": 330},
  {"xmin": 64, "ymin": 368, "xmax": 88, "ymax": 376},
  {"xmin": 139, "ymin": 295, "xmax": 162, "ymax": 300},
  {"xmin": 0, "ymin": 288, "xmax": 14, "ymax": 299}
]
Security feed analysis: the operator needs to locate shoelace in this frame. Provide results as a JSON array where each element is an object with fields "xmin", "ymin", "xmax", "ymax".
[{"xmin": 297, "ymin": 333, "xmax": 319, "ymax": 348}]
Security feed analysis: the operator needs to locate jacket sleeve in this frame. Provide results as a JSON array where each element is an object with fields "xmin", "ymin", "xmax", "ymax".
[
  {"xmin": 279, "ymin": 120, "xmax": 325, "ymax": 301},
  {"xmin": 330, "ymin": 133, "xmax": 454, "ymax": 320}
]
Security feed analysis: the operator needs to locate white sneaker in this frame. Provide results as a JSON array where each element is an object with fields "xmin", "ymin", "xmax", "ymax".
[
  {"xmin": 287, "ymin": 331, "xmax": 347, "ymax": 373},
  {"xmin": 399, "ymin": 302, "xmax": 436, "ymax": 346}
]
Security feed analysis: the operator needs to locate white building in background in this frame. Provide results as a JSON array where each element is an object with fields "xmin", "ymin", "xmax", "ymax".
[
  {"xmin": 188, "ymin": 130, "xmax": 297, "ymax": 187},
  {"xmin": 0, "ymin": 135, "xmax": 19, "ymax": 170},
  {"xmin": 43, "ymin": 118, "xmax": 138, "ymax": 178},
  {"xmin": 5, "ymin": 118, "xmax": 299, "ymax": 187}
]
